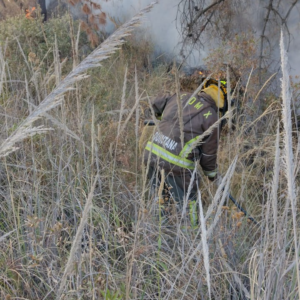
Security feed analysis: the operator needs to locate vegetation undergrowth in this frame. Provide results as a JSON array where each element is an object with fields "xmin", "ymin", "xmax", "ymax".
[{"xmin": 0, "ymin": 9, "xmax": 299, "ymax": 300}]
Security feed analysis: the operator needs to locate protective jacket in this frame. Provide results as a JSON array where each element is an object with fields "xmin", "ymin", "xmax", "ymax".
[{"xmin": 144, "ymin": 91, "xmax": 219, "ymax": 178}]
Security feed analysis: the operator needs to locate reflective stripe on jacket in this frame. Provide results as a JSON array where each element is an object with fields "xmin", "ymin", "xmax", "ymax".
[{"xmin": 143, "ymin": 92, "xmax": 218, "ymax": 176}]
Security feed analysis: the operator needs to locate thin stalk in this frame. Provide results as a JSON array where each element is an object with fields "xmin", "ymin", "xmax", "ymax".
[
  {"xmin": 226, "ymin": 65, "xmax": 232, "ymax": 131},
  {"xmin": 280, "ymin": 30, "xmax": 300, "ymax": 299},
  {"xmin": 56, "ymin": 176, "xmax": 98, "ymax": 299}
]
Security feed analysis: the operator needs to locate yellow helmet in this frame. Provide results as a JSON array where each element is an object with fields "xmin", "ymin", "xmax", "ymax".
[{"xmin": 202, "ymin": 78, "xmax": 228, "ymax": 113}]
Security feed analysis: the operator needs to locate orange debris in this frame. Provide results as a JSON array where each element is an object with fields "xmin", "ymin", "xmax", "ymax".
[{"xmin": 25, "ymin": 7, "xmax": 36, "ymax": 19}]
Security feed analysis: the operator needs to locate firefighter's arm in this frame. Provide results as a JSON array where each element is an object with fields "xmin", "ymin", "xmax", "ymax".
[
  {"xmin": 150, "ymin": 93, "xmax": 171, "ymax": 119},
  {"xmin": 199, "ymin": 107, "xmax": 219, "ymax": 179}
]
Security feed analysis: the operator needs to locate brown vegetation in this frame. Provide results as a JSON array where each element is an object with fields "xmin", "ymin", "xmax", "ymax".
[
  {"xmin": 0, "ymin": 0, "xmax": 37, "ymax": 20},
  {"xmin": 0, "ymin": 4, "xmax": 299, "ymax": 300}
]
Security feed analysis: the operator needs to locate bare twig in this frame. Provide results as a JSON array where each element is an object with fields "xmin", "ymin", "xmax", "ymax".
[
  {"xmin": 187, "ymin": 0, "xmax": 225, "ymax": 34},
  {"xmin": 259, "ymin": 0, "xmax": 274, "ymax": 86}
]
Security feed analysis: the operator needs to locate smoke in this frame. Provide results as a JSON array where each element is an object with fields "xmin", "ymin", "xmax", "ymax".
[
  {"xmin": 250, "ymin": 0, "xmax": 300, "ymax": 77},
  {"xmin": 94, "ymin": 0, "xmax": 299, "ymax": 75},
  {"xmin": 45, "ymin": 0, "xmax": 55, "ymax": 9},
  {"xmin": 101, "ymin": 0, "xmax": 181, "ymax": 52},
  {"xmin": 45, "ymin": 0, "xmax": 299, "ymax": 76},
  {"xmin": 90, "ymin": 0, "xmax": 206, "ymax": 68},
  {"xmin": 287, "ymin": 8, "xmax": 300, "ymax": 77}
]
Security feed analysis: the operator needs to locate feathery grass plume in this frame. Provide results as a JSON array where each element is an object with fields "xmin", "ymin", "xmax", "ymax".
[
  {"xmin": 23, "ymin": 96, "xmax": 81, "ymax": 141},
  {"xmin": 0, "ymin": 126, "xmax": 53, "ymax": 158},
  {"xmin": 0, "ymin": 2, "xmax": 156, "ymax": 158},
  {"xmin": 34, "ymin": 3, "xmax": 155, "ymax": 117},
  {"xmin": 198, "ymin": 189, "xmax": 211, "ymax": 299},
  {"xmin": 271, "ymin": 122, "xmax": 280, "ymax": 234},
  {"xmin": 56, "ymin": 176, "xmax": 98, "ymax": 299},
  {"xmin": 280, "ymin": 30, "xmax": 300, "ymax": 296}
]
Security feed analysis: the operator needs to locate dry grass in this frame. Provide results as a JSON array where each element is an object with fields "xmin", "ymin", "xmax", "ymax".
[{"xmin": 0, "ymin": 9, "xmax": 299, "ymax": 300}]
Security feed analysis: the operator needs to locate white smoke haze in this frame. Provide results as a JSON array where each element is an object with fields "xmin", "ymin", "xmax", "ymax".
[
  {"xmin": 91, "ymin": 0, "xmax": 207, "ymax": 68},
  {"xmin": 287, "ymin": 8, "xmax": 300, "ymax": 77},
  {"xmin": 46, "ymin": 0, "xmax": 299, "ymax": 76},
  {"xmin": 93, "ymin": 0, "xmax": 299, "ymax": 75},
  {"xmin": 252, "ymin": 0, "xmax": 300, "ymax": 77},
  {"xmin": 99, "ymin": 0, "xmax": 181, "ymax": 52}
]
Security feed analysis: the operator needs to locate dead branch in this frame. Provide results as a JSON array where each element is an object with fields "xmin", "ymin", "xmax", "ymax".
[
  {"xmin": 283, "ymin": 0, "xmax": 298, "ymax": 22},
  {"xmin": 187, "ymin": 0, "xmax": 226, "ymax": 35},
  {"xmin": 259, "ymin": 0, "xmax": 274, "ymax": 86}
]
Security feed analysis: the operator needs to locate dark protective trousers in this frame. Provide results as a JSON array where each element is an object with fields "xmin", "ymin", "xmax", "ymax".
[
  {"xmin": 147, "ymin": 166, "xmax": 199, "ymax": 206},
  {"xmin": 147, "ymin": 166, "xmax": 200, "ymax": 227}
]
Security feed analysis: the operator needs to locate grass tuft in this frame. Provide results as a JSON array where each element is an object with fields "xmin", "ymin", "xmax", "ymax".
[{"xmin": 0, "ymin": 7, "xmax": 299, "ymax": 300}]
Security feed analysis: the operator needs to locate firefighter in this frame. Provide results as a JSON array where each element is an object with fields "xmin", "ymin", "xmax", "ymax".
[{"xmin": 144, "ymin": 78, "xmax": 228, "ymax": 223}]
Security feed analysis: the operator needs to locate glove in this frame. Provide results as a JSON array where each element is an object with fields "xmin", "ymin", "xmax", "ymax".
[
  {"xmin": 144, "ymin": 107, "xmax": 152, "ymax": 119},
  {"xmin": 208, "ymin": 175, "xmax": 217, "ymax": 182},
  {"xmin": 144, "ymin": 107, "xmax": 162, "ymax": 121},
  {"xmin": 208, "ymin": 173, "xmax": 223, "ymax": 187}
]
